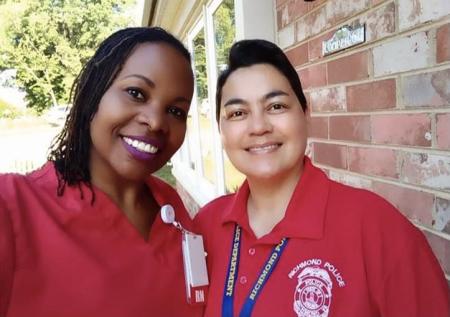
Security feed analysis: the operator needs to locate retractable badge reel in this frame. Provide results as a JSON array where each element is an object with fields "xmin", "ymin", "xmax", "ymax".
[{"xmin": 160, "ymin": 204, "xmax": 209, "ymax": 305}]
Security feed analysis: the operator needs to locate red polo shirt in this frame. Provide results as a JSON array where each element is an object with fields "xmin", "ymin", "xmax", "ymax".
[
  {"xmin": 195, "ymin": 158, "xmax": 449, "ymax": 317},
  {"xmin": 0, "ymin": 162, "xmax": 203, "ymax": 317}
]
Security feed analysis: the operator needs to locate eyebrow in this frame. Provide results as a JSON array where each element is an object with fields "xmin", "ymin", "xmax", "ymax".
[
  {"xmin": 223, "ymin": 89, "xmax": 289, "ymax": 108},
  {"xmin": 122, "ymin": 74, "xmax": 155, "ymax": 87},
  {"xmin": 123, "ymin": 74, "xmax": 191, "ymax": 104},
  {"xmin": 174, "ymin": 96, "xmax": 192, "ymax": 104}
]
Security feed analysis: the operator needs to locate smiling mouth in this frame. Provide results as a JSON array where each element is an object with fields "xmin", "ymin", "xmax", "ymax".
[
  {"xmin": 246, "ymin": 143, "xmax": 281, "ymax": 153},
  {"xmin": 122, "ymin": 136, "xmax": 158, "ymax": 154}
]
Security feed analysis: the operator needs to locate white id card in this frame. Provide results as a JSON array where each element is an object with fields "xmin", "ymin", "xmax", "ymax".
[{"xmin": 182, "ymin": 231, "xmax": 209, "ymax": 305}]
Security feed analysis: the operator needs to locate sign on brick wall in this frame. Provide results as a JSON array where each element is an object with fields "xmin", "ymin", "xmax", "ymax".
[{"xmin": 322, "ymin": 23, "xmax": 366, "ymax": 56}]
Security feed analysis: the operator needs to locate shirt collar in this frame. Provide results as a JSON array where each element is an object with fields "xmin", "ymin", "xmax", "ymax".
[{"xmin": 221, "ymin": 157, "xmax": 329, "ymax": 242}]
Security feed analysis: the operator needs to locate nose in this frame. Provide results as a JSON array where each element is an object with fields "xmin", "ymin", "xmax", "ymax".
[
  {"xmin": 138, "ymin": 103, "xmax": 169, "ymax": 134},
  {"xmin": 248, "ymin": 111, "xmax": 272, "ymax": 136}
]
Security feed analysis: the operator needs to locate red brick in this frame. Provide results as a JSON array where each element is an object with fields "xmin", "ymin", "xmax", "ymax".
[
  {"xmin": 348, "ymin": 147, "xmax": 398, "ymax": 178},
  {"xmin": 313, "ymin": 142, "xmax": 348, "ymax": 169},
  {"xmin": 277, "ymin": 8, "xmax": 283, "ymax": 30},
  {"xmin": 437, "ymin": 23, "xmax": 450, "ymax": 63},
  {"xmin": 329, "ymin": 115, "xmax": 371, "ymax": 142},
  {"xmin": 402, "ymin": 69, "xmax": 450, "ymax": 108},
  {"xmin": 364, "ymin": 2, "xmax": 395, "ymax": 42},
  {"xmin": 372, "ymin": 0, "xmax": 388, "ymax": 5},
  {"xmin": 329, "ymin": 170, "xmax": 373, "ymax": 189},
  {"xmin": 307, "ymin": 116, "xmax": 328, "ymax": 139},
  {"xmin": 308, "ymin": 30, "xmax": 334, "ymax": 61},
  {"xmin": 373, "ymin": 32, "xmax": 433, "ymax": 76},
  {"xmin": 399, "ymin": 0, "xmax": 450, "ymax": 31},
  {"xmin": 308, "ymin": 0, "xmax": 327, "ymax": 10},
  {"xmin": 400, "ymin": 153, "xmax": 450, "ymax": 191},
  {"xmin": 277, "ymin": 1, "xmax": 295, "ymax": 29},
  {"xmin": 276, "ymin": 0, "xmax": 290, "ymax": 8},
  {"xmin": 297, "ymin": 5, "xmax": 329, "ymax": 42},
  {"xmin": 372, "ymin": 181, "xmax": 435, "ymax": 226},
  {"xmin": 347, "ymin": 79, "xmax": 396, "ymax": 111},
  {"xmin": 437, "ymin": 113, "xmax": 450, "ymax": 150},
  {"xmin": 372, "ymin": 114, "xmax": 432, "ymax": 147},
  {"xmin": 327, "ymin": 51, "xmax": 370, "ymax": 84},
  {"xmin": 423, "ymin": 231, "xmax": 450, "ymax": 276},
  {"xmin": 292, "ymin": 0, "xmax": 309, "ymax": 20},
  {"xmin": 434, "ymin": 197, "xmax": 450, "ymax": 235},
  {"xmin": 285, "ymin": 43, "xmax": 309, "ymax": 68},
  {"xmin": 327, "ymin": 0, "xmax": 371, "ymax": 25},
  {"xmin": 297, "ymin": 63, "xmax": 327, "ymax": 89},
  {"xmin": 309, "ymin": 86, "xmax": 346, "ymax": 113}
]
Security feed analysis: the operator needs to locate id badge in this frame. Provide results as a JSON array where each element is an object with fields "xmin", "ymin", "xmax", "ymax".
[{"xmin": 182, "ymin": 231, "xmax": 209, "ymax": 305}]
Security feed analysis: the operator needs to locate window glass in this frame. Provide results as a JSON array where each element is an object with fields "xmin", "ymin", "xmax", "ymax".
[
  {"xmin": 213, "ymin": 0, "xmax": 244, "ymax": 192},
  {"xmin": 193, "ymin": 28, "xmax": 216, "ymax": 184},
  {"xmin": 213, "ymin": 0, "xmax": 235, "ymax": 73}
]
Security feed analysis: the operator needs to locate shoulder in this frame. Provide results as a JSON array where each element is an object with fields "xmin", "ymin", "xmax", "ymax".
[
  {"xmin": 0, "ymin": 162, "xmax": 56, "ymax": 200},
  {"xmin": 194, "ymin": 193, "xmax": 235, "ymax": 230},
  {"xmin": 325, "ymin": 179, "xmax": 425, "ymax": 246},
  {"xmin": 147, "ymin": 175, "xmax": 195, "ymax": 229},
  {"xmin": 149, "ymin": 174, "xmax": 179, "ymax": 196},
  {"xmin": 329, "ymin": 181, "xmax": 432, "ymax": 261},
  {"xmin": 328, "ymin": 179, "xmax": 406, "ymax": 222}
]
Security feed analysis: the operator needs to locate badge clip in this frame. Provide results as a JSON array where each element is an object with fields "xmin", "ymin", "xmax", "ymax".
[{"xmin": 160, "ymin": 205, "xmax": 209, "ymax": 305}]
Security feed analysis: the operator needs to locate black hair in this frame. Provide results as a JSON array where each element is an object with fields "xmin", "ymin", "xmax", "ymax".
[
  {"xmin": 47, "ymin": 27, "xmax": 192, "ymax": 199},
  {"xmin": 215, "ymin": 39, "xmax": 307, "ymax": 123}
]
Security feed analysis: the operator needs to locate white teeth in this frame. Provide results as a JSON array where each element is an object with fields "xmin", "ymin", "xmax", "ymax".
[
  {"xmin": 123, "ymin": 137, "xmax": 158, "ymax": 154},
  {"xmin": 248, "ymin": 144, "xmax": 279, "ymax": 153}
]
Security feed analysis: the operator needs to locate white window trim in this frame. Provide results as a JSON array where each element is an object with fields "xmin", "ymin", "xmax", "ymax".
[{"xmin": 172, "ymin": 0, "xmax": 276, "ymax": 207}]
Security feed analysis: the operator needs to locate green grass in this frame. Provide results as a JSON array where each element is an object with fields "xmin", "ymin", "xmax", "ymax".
[{"xmin": 154, "ymin": 163, "xmax": 176, "ymax": 187}]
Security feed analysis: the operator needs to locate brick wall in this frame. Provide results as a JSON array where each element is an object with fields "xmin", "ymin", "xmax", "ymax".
[{"xmin": 276, "ymin": 0, "xmax": 450, "ymax": 286}]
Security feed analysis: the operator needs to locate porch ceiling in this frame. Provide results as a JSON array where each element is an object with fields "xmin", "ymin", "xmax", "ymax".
[{"xmin": 142, "ymin": 0, "xmax": 202, "ymax": 38}]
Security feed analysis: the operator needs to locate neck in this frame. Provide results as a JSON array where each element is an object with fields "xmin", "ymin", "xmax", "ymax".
[
  {"xmin": 90, "ymin": 164, "xmax": 158, "ymax": 240},
  {"xmin": 246, "ymin": 164, "xmax": 303, "ymax": 239}
]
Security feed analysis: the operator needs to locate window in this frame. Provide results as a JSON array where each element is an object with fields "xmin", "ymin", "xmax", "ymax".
[{"xmin": 172, "ymin": 0, "xmax": 275, "ymax": 206}]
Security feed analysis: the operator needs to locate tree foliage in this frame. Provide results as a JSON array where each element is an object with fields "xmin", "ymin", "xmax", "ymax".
[
  {"xmin": 192, "ymin": 0, "xmax": 235, "ymax": 103},
  {"xmin": 0, "ymin": 0, "xmax": 134, "ymax": 112},
  {"xmin": 193, "ymin": 31, "xmax": 208, "ymax": 100},
  {"xmin": 213, "ymin": 0, "xmax": 235, "ymax": 71}
]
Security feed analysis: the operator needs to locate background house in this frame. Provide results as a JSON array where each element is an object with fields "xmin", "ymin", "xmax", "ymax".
[{"xmin": 142, "ymin": 0, "xmax": 450, "ymax": 291}]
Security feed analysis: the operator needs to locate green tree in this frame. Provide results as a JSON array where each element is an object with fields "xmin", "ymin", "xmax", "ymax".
[
  {"xmin": 0, "ymin": 0, "xmax": 134, "ymax": 112},
  {"xmin": 193, "ymin": 30, "xmax": 208, "ymax": 100},
  {"xmin": 213, "ymin": 0, "xmax": 235, "ymax": 71},
  {"xmin": 192, "ymin": 0, "xmax": 235, "ymax": 103}
]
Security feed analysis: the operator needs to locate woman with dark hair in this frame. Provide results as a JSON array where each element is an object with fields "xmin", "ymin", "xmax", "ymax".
[
  {"xmin": 195, "ymin": 39, "xmax": 449, "ymax": 317},
  {"xmin": 0, "ymin": 27, "xmax": 204, "ymax": 317}
]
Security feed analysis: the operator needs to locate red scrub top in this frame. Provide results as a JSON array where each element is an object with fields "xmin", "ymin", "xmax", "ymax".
[
  {"xmin": 195, "ymin": 158, "xmax": 449, "ymax": 317},
  {"xmin": 0, "ymin": 162, "xmax": 203, "ymax": 317}
]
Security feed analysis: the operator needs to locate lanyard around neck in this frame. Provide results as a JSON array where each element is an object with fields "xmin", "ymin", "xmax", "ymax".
[{"xmin": 222, "ymin": 225, "xmax": 288, "ymax": 317}]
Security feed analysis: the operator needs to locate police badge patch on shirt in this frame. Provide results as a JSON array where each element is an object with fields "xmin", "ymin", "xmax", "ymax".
[{"xmin": 288, "ymin": 259, "xmax": 346, "ymax": 317}]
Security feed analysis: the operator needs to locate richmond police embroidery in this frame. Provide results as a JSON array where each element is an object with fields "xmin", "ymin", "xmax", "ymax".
[{"xmin": 288, "ymin": 259, "xmax": 346, "ymax": 317}]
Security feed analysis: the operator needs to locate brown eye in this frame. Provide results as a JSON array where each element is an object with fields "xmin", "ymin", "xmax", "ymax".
[
  {"xmin": 126, "ymin": 88, "xmax": 145, "ymax": 101},
  {"xmin": 168, "ymin": 106, "xmax": 187, "ymax": 120},
  {"xmin": 230, "ymin": 111, "xmax": 243, "ymax": 118},
  {"xmin": 268, "ymin": 103, "xmax": 287, "ymax": 112}
]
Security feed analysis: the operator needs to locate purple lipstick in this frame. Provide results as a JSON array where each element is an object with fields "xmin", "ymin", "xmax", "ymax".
[{"xmin": 121, "ymin": 135, "xmax": 165, "ymax": 161}]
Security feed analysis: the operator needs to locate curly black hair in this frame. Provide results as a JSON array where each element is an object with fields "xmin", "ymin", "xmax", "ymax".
[{"xmin": 47, "ymin": 27, "xmax": 191, "ymax": 200}]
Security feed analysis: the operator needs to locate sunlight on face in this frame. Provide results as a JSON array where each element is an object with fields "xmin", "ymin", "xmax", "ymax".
[{"xmin": 219, "ymin": 64, "xmax": 307, "ymax": 181}]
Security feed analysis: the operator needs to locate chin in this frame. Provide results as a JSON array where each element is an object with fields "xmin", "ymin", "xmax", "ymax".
[{"xmin": 243, "ymin": 168, "xmax": 282, "ymax": 181}]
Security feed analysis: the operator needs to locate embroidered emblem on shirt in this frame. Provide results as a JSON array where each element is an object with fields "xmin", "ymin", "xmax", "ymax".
[{"xmin": 288, "ymin": 259, "xmax": 346, "ymax": 317}]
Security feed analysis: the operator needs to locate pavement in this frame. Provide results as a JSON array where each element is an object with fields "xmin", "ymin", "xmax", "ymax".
[{"xmin": 0, "ymin": 118, "xmax": 61, "ymax": 174}]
